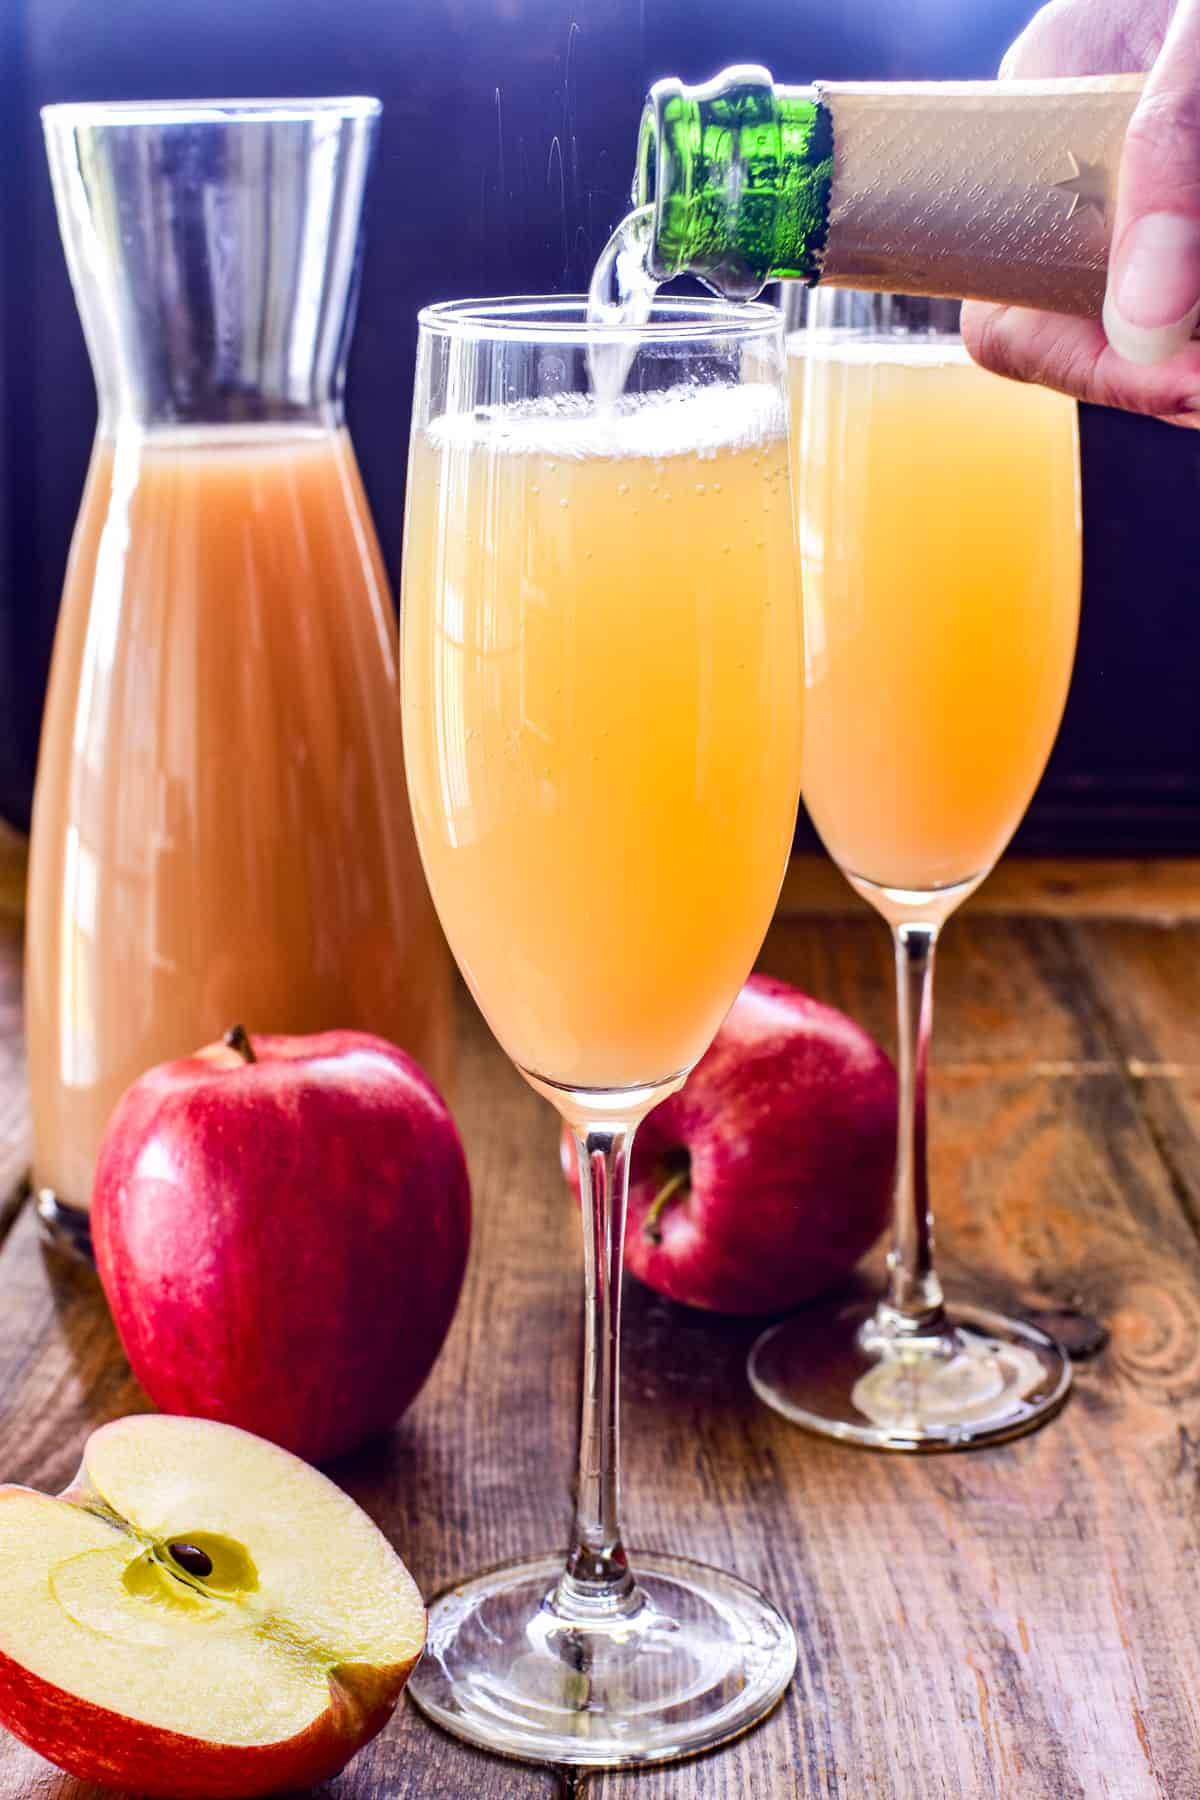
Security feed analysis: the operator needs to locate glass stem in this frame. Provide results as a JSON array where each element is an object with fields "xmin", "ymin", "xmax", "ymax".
[
  {"xmin": 884, "ymin": 922, "xmax": 947, "ymax": 1332},
  {"xmin": 555, "ymin": 1122, "xmax": 639, "ymax": 1619}
]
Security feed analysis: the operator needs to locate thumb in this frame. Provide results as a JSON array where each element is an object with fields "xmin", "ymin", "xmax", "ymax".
[{"xmin": 1105, "ymin": 0, "xmax": 1200, "ymax": 365}]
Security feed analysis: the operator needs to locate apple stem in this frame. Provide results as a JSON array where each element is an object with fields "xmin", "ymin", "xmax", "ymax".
[
  {"xmin": 223, "ymin": 1024, "xmax": 257, "ymax": 1065},
  {"xmin": 642, "ymin": 1166, "xmax": 690, "ymax": 1245}
]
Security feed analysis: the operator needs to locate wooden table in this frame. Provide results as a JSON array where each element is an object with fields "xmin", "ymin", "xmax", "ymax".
[{"xmin": 1, "ymin": 855, "xmax": 1199, "ymax": 1800}]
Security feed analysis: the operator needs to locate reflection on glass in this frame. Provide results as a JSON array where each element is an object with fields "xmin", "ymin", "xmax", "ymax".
[
  {"xmin": 750, "ymin": 289, "xmax": 1082, "ymax": 1451},
  {"xmin": 400, "ymin": 297, "xmax": 802, "ymax": 1767},
  {"xmin": 29, "ymin": 100, "xmax": 453, "ymax": 1236}
]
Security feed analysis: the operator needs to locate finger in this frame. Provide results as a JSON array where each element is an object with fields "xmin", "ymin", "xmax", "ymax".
[
  {"xmin": 999, "ymin": 0, "xmax": 1168, "ymax": 80},
  {"xmin": 1105, "ymin": 0, "xmax": 1200, "ymax": 364},
  {"xmin": 961, "ymin": 299, "xmax": 1200, "ymax": 426}
]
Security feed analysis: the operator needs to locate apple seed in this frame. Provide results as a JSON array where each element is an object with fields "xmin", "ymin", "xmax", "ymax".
[{"xmin": 168, "ymin": 1541, "xmax": 214, "ymax": 1579}]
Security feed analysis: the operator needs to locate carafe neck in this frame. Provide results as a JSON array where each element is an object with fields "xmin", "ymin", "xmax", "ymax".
[{"xmin": 43, "ymin": 99, "xmax": 380, "ymax": 430}]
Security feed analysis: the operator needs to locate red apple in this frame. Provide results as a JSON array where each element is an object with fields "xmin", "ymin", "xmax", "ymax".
[
  {"xmin": 0, "ymin": 1414, "xmax": 426, "ymax": 1797},
  {"xmin": 562, "ymin": 975, "xmax": 896, "ymax": 1313},
  {"xmin": 93, "ymin": 1028, "xmax": 470, "ymax": 1464}
]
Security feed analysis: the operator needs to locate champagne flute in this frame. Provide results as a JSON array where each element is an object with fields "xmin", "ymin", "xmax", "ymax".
[
  {"xmin": 749, "ymin": 289, "xmax": 1081, "ymax": 1451},
  {"xmin": 399, "ymin": 297, "xmax": 802, "ymax": 1763}
]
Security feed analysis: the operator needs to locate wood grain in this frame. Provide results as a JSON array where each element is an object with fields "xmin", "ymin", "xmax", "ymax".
[
  {"xmin": 0, "ymin": 875, "xmax": 1198, "ymax": 1797},
  {"xmin": 780, "ymin": 854, "xmax": 1200, "ymax": 922},
  {"xmin": 0, "ymin": 916, "xmax": 28, "ymax": 1249},
  {"xmin": 0, "ymin": 828, "xmax": 26, "ymax": 929},
  {"xmin": 583, "ymin": 911, "xmax": 1200, "ymax": 1800}
]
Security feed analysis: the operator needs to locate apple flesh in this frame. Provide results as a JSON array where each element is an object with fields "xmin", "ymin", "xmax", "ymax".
[
  {"xmin": 0, "ymin": 1414, "xmax": 425, "ymax": 1797},
  {"xmin": 562, "ymin": 974, "xmax": 896, "ymax": 1314},
  {"xmin": 93, "ymin": 1029, "xmax": 470, "ymax": 1465}
]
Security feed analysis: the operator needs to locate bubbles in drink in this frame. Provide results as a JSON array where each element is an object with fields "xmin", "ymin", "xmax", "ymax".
[
  {"xmin": 402, "ymin": 371, "xmax": 802, "ymax": 1092},
  {"xmin": 424, "ymin": 383, "xmax": 786, "ymax": 462}
]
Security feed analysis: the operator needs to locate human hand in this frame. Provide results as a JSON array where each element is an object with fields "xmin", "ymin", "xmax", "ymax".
[{"xmin": 961, "ymin": 0, "xmax": 1200, "ymax": 425}]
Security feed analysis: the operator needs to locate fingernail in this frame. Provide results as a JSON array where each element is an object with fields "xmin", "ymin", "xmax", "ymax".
[{"xmin": 1105, "ymin": 212, "xmax": 1200, "ymax": 365}]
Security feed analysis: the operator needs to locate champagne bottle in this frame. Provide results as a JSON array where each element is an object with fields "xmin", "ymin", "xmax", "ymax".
[{"xmin": 635, "ymin": 64, "xmax": 1144, "ymax": 315}]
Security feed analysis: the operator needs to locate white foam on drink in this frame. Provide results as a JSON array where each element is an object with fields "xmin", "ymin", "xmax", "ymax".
[
  {"xmin": 786, "ymin": 329, "xmax": 972, "ymax": 369},
  {"xmin": 426, "ymin": 382, "xmax": 786, "ymax": 462}
]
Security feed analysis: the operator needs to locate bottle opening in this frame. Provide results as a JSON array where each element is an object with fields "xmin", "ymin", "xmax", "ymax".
[
  {"xmin": 634, "ymin": 100, "xmax": 660, "ymax": 210},
  {"xmin": 634, "ymin": 80, "xmax": 683, "ymax": 283}
]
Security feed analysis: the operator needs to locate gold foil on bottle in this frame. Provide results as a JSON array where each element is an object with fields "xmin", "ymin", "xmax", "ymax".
[
  {"xmin": 815, "ymin": 75, "xmax": 1144, "ymax": 317},
  {"xmin": 1052, "ymin": 152, "xmax": 1110, "ymax": 222}
]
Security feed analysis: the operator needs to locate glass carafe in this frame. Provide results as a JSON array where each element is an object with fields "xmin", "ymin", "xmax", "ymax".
[{"xmin": 30, "ymin": 99, "xmax": 453, "ymax": 1249}]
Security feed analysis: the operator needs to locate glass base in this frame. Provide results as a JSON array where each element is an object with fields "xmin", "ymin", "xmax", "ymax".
[
  {"xmin": 407, "ymin": 1551, "xmax": 797, "ymax": 1768},
  {"xmin": 748, "ymin": 1297, "xmax": 1071, "ymax": 1451},
  {"xmin": 34, "ymin": 1190, "xmax": 95, "ymax": 1264}
]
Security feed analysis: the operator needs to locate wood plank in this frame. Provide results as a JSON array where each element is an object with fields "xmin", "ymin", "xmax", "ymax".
[
  {"xmin": 0, "ymin": 900, "xmax": 1197, "ymax": 1796},
  {"xmin": 779, "ymin": 855, "xmax": 1200, "ymax": 923},
  {"xmin": 1069, "ymin": 919, "xmax": 1200, "ymax": 1248},
  {"xmin": 0, "ymin": 915, "xmax": 28, "ymax": 1245},
  {"xmin": 589, "ymin": 911, "xmax": 1200, "ymax": 1800},
  {"xmin": 0, "ymin": 826, "xmax": 25, "ymax": 929},
  {"xmin": 1072, "ymin": 920, "xmax": 1200, "ymax": 1071},
  {"xmin": 764, "ymin": 910, "xmax": 1117, "ymax": 1074}
]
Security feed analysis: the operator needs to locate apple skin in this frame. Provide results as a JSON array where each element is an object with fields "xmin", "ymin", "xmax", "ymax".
[
  {"xmin": 0, "ymin": 1415, "xmax": 426, "ymax": 1797},
  {"xmin": 562, "ymin": 974, "xmax": 896, "ymax": 1314},
  {"xmin": 0, "ymin": 1613, "xmax": 404, "ymax": 1798},
  {"xmin": 93, "ymin": 1030, "xmax": 470, "ymax": 1464}
]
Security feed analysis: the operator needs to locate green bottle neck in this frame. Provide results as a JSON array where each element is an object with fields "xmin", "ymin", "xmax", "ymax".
[{"xmin": 635, "ymin": 65, "xmax": 832, "ymax": 301}]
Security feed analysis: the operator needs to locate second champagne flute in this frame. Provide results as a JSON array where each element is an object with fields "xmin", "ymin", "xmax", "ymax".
[
  {"xmin": 399, "ymin": 297, "xmax": 802, "ymax": 1765},
  {"xmin": 749, "ymin": 289, "xmax": 1081, "ymax": 1451}
]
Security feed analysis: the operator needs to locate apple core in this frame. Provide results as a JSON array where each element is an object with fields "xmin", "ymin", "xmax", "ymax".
[{"xmin": 0, "ymin": 1417, "xmax": 427, "ymax": 1797}]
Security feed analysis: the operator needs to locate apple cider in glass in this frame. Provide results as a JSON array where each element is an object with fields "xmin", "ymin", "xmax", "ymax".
[
  {"xmin": 27, "ymin": 426, "xmax": 453, "ymax": 1212},
  {"xmin": 399, "ymin": 297, "xmax": 800, "ymax": 1769},
  {"xmin": 33, "ymin": 98, "xmax": 454, "ymax": 1229},
  {"xmin": 746, "ymin": 291, "xmax": 1081, "ymax": 1454},
  {"xmin": 790, "ymin": 332, "xmax": 1080, "ymax": 892},
  {"xmin": 401, "ymin": 385, "xmax": 802, "ymax": 1089}
]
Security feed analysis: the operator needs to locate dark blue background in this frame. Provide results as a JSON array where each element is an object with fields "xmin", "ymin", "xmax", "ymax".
[{"xmin": 1, "ymin": 0, "xmax": 1197, "ymax": 846}]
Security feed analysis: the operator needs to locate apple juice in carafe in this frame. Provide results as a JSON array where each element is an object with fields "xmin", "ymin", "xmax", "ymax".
[{"xmin": 31, "ymin": 100, "xmax": 453, "ymax": 1236}]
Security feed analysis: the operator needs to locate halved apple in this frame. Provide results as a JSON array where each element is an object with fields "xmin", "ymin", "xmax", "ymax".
[{"xmin": 0, "ymin": 1415, "xmax": 426, "ymax": 1797}]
